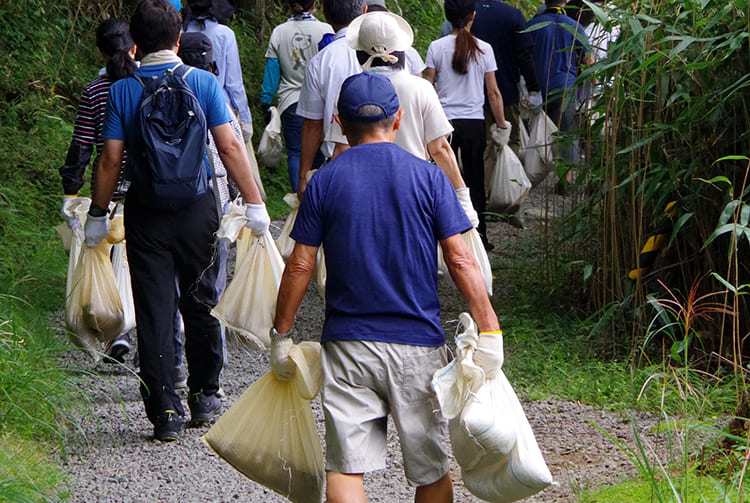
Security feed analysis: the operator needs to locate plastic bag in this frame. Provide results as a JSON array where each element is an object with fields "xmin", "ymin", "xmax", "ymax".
[
  {"xmin": 212, "ymin": 204, "xmax": 285, "ymax": 348},
  {"xmin": 276, "ymin": 193, "xmax": 300, "ymax": 259},
  {"xmin": 257, "ymin": 106, "xmax": 283, "ymax": 168},
  {"xmin": 522, "ymin": 111, "xmax": 557, "ymax": 186},
  {"xmin": 432, "ymin": 313, "xmax": 552, "ymax": 503},
  {"xmin": 245, "ymin": 137, "xmax": 267, "ymax": 202},
  {"xmin": 487, "ymin": 130, "xmax": 532, "ymax": 214},
  {"xmin": 203, "ymin": 341, "xmax": 324, "ymax": 503},
  {"xmin": 438, "ymin": 229, "xmax": 493, "ymax": 297},
  {"xmin": 112, "ymin": 242, "xmax": 136, "ymax": 334}
]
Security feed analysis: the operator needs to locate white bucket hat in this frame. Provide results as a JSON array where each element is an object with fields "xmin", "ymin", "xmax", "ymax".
[{"xmin": 346, "ymin": 11, "xmax": 414, "ymax": 71}]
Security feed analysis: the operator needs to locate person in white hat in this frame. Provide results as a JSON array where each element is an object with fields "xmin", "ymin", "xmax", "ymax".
[{"xmin": 326, "ymin": 11, "xmax": 480, "ymax": 229}]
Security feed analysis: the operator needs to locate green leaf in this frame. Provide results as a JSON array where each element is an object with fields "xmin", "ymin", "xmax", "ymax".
[
  {"xmin": 668, "ymin": 212, "xmax": 693, "ymax": 248},
  {"xmin": 703, "ymin": 222, "xmax": 740, "ymax": 249},
  {"xmin": 668, "ymin": 36, "xmax": 696, "ymax": 59},
  {"xmin": 710, "ymin": 272, "xmax": 747, "ymax": 295}
]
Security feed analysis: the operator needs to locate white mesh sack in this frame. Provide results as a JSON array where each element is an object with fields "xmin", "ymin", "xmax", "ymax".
[
  {"xmin": 432, "ymin": 313, "xmax": 553, "ymax": 502},
  {"xmin": 204, "ymin": 341, "xmax": 324, "ymax": 503},
  {"xmin": 276, "ymin": 193, "xmax": 300, "ymax": 259},
  {"xmin": 522, "ymin": 110, "xmax": 557, "ymax": 186}
]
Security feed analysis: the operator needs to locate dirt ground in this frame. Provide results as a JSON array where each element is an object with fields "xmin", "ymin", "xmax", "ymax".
[{"xmin": 58, "ymin": 180, "xmax": 668, "ymax": 502}]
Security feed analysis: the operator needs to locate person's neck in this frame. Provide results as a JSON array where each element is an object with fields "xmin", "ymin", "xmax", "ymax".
[{"xmin": 350, "ymin": 130, "xmax": 394, "ymax": 146}]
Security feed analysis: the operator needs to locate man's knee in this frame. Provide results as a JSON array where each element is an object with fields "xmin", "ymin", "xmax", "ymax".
[{"xmin": 325, "ymin": 471, "xmax": 366, "ymax": 503}]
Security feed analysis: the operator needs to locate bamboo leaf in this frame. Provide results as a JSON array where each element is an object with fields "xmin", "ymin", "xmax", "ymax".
[
  {"xmin": 710, "ymin": 272, "xmax": 746, "ymax": 295},
  {"xmin": 668, "ymin": 212, "xmax": 693, "ymax": 248},
  {"xmin": 703, "ymin": 223, "xmax": 740, "ymax": 249},
  {"xmin": 668, "ymin": 36, "xmax": 696, "ymax": 59}
]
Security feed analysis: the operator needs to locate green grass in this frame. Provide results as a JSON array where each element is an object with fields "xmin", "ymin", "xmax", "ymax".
[
  {"xmin": 0, "ymin": 435, "xmax": 69, "ymax": 503},
  {"xmin": 577, "ymin": 470, "xmax": 743, "ymax": 503}
]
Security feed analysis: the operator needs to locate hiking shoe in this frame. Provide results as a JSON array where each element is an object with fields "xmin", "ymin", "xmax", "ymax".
[
  {"xmin": 188, "ymin": 392, "xmax": 221, "ymax": 427},
  {"xmin": 103, "ymin": 338, "xmax": 131, "ymax": 364},
  {"xmin": 174, "ymin": 365, "xmax": 188, "ymax": 389},
  {"xmin": 154, "ymin": 410, "xmax": 184, "ymax": 442},
  {"xmin": 215, "ymin": 386, "xmax": 225, "ymax": 399}
]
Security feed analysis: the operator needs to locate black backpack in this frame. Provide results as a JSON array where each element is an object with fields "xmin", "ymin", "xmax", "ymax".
[{"xmin": 131, "ymin": 64, "xmax": 209, "ymax": 210}]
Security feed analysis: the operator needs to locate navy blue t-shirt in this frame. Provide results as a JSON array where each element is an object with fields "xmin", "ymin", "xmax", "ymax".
[
  {"xmin": 529, "ymin": 12, "xmax": 589, "ymax": 97},
  {"xmin": 291, "ymin": 142, "xmax": 472, "ymax": 347},
  {"xmin": 471, "ymin": 0, "xmax": 534, "ymax": 106}
]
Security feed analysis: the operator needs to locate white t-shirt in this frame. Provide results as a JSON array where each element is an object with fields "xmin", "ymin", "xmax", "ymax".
[
  {"xmin": 297, "ymin": 28, "xmax": 361, "ymax": 158},
  {"xmin": 425, "ymin": 34, "xmax": 497, "ymax": 120},
  {"xmin": 327, "ymin": 66, "xmax": 453, "ymax": 159},
  {"xmin": 406, "ymin": 47, "xmax": 427, "ymax": 75},
  {"xmin": 266, "ymin": 17, "xmax": 333, "ymax": 115}
]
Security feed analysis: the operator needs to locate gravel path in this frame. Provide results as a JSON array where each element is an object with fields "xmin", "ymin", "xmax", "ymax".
[{"xmin": 59, "ymin": 181, "xmax": 665, "ymax": 502}]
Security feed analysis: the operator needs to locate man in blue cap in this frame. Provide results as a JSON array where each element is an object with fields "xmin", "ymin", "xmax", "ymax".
[{"xmin": 270, "ymin": 72, "xmax": 501, "ymax": 502}]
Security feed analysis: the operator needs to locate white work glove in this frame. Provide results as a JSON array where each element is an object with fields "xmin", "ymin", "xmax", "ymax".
[
  {"xmin": 455, "ymin": 188, "xmax": 479, "ymax": 228},
  {"xmin": 245, "ymin": 203, "xmax": 270, "ymax": 236},
  {"xmin": 270, "ymin": 329, "xmax": 296, "ymax": 381},
  {"xmin": 61, "ymin": 195, "xmax": 81, "ymax": 230},
  {"xmin": 84, "ymin": 214, "xmax": 109, "ymax": 248},
  {"xmin": 473, "ymin": 331, "xmax": 504, "ymax": 380},
  {"xmin": 241, "ymin": 122, "xmax": 253, "ymax": 143},
  {"xmin": 527, "ymin": 91, "xmax": 543, "ymax": 109},
  {"xmin": 491, "ymin": 122, "xmax": 512, "ymax": 148}
]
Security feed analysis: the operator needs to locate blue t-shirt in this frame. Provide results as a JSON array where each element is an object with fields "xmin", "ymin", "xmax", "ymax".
[
  {"xmin": 291, "ymin": 142, "xmax": 472, "ymax": 347},
  {"xmin": 529, "ymin": 11, "xmax": 589, "ymax": 98},
  {"xmin": 471, "ymin": 0, "xmax": 534, "ymax": 106},
  {"xmin": 102, "ymin": 63, "xmax": 231, "ymax": 192}
]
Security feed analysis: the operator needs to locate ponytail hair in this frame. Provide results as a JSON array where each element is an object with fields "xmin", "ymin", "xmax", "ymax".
[
  {"xmin": 450, "ymin": 13, "xmax": 482, "ymax": 75},
  {"xmin": 289, "ymin": 0, "xmax": 314, "ymax": 16},
  {"xmin": 96, "ymin": 18, "xmax": 136, "ymax": 81}
]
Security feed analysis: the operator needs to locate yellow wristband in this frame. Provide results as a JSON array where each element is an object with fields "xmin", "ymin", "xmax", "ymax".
[{"xmin": 479, "ymin": 330, "xmax": 503, "ymax": 335}]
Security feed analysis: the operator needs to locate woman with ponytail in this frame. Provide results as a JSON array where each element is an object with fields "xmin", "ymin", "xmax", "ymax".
[
  {"xmin": 259, "ymin": 0, "xmax": 331, "ymax": 191},
  {"xmin": 425, "ymin": 0, "xmax": 506, "ymax": 250},
  {"xmin": 59, "ymin": 18, "xmax": 136, "ymax": 363}
]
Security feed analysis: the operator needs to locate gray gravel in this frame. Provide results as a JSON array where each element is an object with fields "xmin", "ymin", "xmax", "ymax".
[{"xmin": 59, "ymin": 180, "xmax": 666, "ymax": 502}]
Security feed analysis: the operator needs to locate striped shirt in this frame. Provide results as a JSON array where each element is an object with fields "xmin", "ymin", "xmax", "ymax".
[{"xmin": 60, "ymin": 75, "xmax": 129, "ymax": 199}]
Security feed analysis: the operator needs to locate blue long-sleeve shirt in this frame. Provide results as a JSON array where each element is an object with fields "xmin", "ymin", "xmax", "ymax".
[{"xmin": 185, "ymin": 17, "xmax": 253, "ymax": 124}]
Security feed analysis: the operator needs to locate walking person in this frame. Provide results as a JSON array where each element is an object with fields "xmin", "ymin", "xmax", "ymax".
[
  {"xmin": 271, "ymin": 72, "xmax": 500, "ymax": 503},
  {"xmin": 183, "ymin": 0, "xmax": 254, "ymax": 144},
  {"xmin": 85, "ymin": 0, "xmax": 269, "ymax": 442},
  {"xmin": 295, "ymin": 0, "xmax": 366, "ymax": 197},
  {"xmin": 529, "ymin": 0, "xmax": 591, "ymax": 190},
  {"xmin": 425, "ymin": 0, "xmax": 507, "ymax": 250},
  {"xmin": 471, "ymin": 0, "xmax": 542, "ymax": 228},
  {"xmin": 59, "ymin": 18, "xmax": 137, "ymax": 364},
  {"xmin": 259, "ymin": 0, "xmax": 332, "ymax": 191}
]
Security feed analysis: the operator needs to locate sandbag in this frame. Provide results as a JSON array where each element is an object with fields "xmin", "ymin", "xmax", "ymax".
[
  {"xmin": 112, "ymin": 242, "xmax": 136, "ymax": 334},
  {"xmin": 315, "ymin": 246, "xmax": 326, "ymax": 299},
  {"xmin": 437, "ymin": 229, "xmax": 493, "ymax": 297},
  {"xmin": 276, "ymin": 193, "xmax": 300, "ymax": 259},
  {"xmin": 212, "ymin": 206, "xmax": 285, "ymax": 349},
  {"xmin": 522, "ymin": 111, "xmax": 557, "ymax": 186},
  {"xmin": 203, "ymin": 341, "xmax": 324, "ymax": 503},
  {"xmin": 487, "ymin": 143, "xmax": 531, "ymax": 214},
  {"xmin": 432, "ymin": 313, "xmax": 552, "ymax": 503},
  {"xmin": 257, "ymin": 105, "xmax": 283, "ymax": 168},
  {"xmin": 66, "ymin": 239, "xmax": 125, "ymax": 350},
  {"xmin": 517, "ymin": 118, "xmax": 529, "ymax": 164}
]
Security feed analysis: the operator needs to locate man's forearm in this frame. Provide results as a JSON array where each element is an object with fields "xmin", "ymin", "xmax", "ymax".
[
  {"xmin": 92, "ymin": 139, "xmax": 124, "ymax": 209},
  {"xmin": 213, "ymin": 123, "xmax": 264, "ymax": 204},
  {"xmin": 274, "ymin": 243, "xmax": 318, "ymax": 333},
  {"xmin": 441, "ymin": 234, "xmax": 500, "ymax": 332},
  {"xmin": 298, "ymin": 118, "xmax": 323, "ymax": 195},
  {"xmin": 427, "ymin": 136, "xmax": 466, "ymax": 189}
]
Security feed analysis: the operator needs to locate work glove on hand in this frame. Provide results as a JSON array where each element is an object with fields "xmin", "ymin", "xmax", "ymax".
[
  {"xmin": 245, "ymin": 203, "xmax": 270, "ymax": 236},
  {"xmin": 455, "ymin": 188, "xmax": 479, "ymax": 228},
  {"xmin": 491, "ymin": 122, "xmax": 512, "ymax": 149},
  {"xmin": 61, "ymin": 195, "xmax": 81, "ymax": 230},
  {"xmin": 84, "ymin": 213, "xmax": 109, "ymax": 248},
  {"xmin": 473, "ymin": 331, "xmax": 504, "ymax": 380},
  {"xmin": 261, "ymin": 103, "xmax": 272, "ymax": 125},
  {"xmin": 240, "ymin": 122, "xmax": 253, "ymax": 143},
  {"xmin": 270, "ymin": 329, "xmax": 296, "ymax": 381},
  {"xmin": 527, "ymin": 91, "xmax": 543, "ymax": 110}
]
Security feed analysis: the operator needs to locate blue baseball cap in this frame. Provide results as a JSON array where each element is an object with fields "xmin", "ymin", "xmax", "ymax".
[{"xmin": 338, "ymin": 73, "xmax": 400, "ymax": 123}]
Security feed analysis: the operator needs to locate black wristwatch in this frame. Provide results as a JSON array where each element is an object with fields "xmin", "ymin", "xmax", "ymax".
[{"xmin": 88, "ymin": 204, "xmax": 109, "ymax": 218}]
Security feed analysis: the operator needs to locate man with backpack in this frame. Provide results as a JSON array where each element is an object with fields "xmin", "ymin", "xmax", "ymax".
[{"xmin": 85, "ymin": 0, "xmax": 269, "ymax": 442}]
